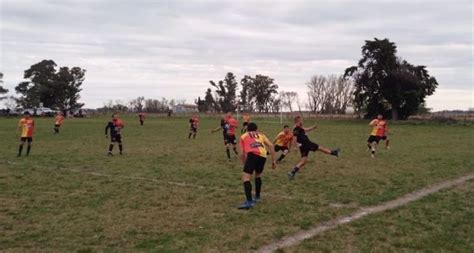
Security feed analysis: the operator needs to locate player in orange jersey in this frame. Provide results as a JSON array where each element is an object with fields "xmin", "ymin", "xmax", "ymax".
[
  {"xmin": 188, "ymin": 114, "xmax": 199, "ymax": 139},
  {"xmin": 54, "ymin": 112, "xmax": 65, "ymax": 134},
  {"xmin": 238, "ymin": 122, "xmax": 276, "ymax": 209},
  {"xmin": 367, "ymin": 114, "xmax": 389, "ymax": 158},
  {"xmin": 212, "ymin": 111, "xmax": 239, "ymax": 161},
  {"xmin": 273, "ymin": 125, "xmax": 293, "ymax": 163},
  {"xmin": 105, "ymin": 114, "xmax": 125, "ymax": 156},
  {"xmin": 241, "ymin": 113, "xmax": 250, "ymax": 133},
  {"xmin": 17, "ymin": 111, "xmax": 35, "ymax": 156},
  {"xmin": 138, "ymin": 112, "xmax": 145, "ymax": 126}
]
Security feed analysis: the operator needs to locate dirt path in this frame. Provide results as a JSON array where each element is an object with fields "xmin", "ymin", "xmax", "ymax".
[{"xmin": 254, "ymin": 171, "xmax": 474, "ymax": 253}]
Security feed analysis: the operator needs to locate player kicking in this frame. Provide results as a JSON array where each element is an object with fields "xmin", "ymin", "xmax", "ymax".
[
  {"xmin": 54, "ymin": 112, "xmax": 65, "ymax": 134},
  {"xmin": 188, "ymin": 114, "xmax": 199, "ymax": 139},
  {"xmin": 138, "ymin": 112, "xmax": 145, "ymax": 126},
  {"xmin": 288, "ymin": 116, "xmax": 340, "ymax": 180},
  {"xmin": 105, "ymin": 114, "xmax": 125, "ymax": 156},
  {"xmin": 241, "ymin": 112, "xmax": 250, "ymax": 133},
  {"xmin": 273, "ymin": 125, "xmax": 293, "ymax": 163},
  {"xmin": 367, "ymin": 114, "xmax": 389, "ymax": 157},
  {"xmin": 17, "ymin": 111, "xmax": 35, "ymax": 157},
  {"xmin": 238, "ymin": 122, "xmax": 276, "ymax": 209},
  {"xmin": 212, "ymin": 111, "xmax": 239, "ymax": 161}
]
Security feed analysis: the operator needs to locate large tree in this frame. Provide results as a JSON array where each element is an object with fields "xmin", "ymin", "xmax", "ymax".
[
  {"xmin": 345, "ymin": 38, "xmax": 438, "ymax": 120},
  {"xmin": 210, "ymin": 72, "xmax": 238, "ymax": 112},
  {"xmin": 0, "ymin": 72, "xmax": 8, "ymax": 96},
  {"xmin": 15, "ymin": 60, "xmax": 86, "ymax": 110}
]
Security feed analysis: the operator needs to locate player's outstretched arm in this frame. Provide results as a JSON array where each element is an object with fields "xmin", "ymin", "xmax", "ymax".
[
  {"xmin": 211, "ymin": 126, "xmax": 222, "ymax": 133},
  {"xmin": 304, "ymin": 124, "xmax": 317, "ymax": 132}
]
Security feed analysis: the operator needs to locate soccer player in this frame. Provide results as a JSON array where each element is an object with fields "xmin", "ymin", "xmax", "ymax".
[
  {"xmin": 17, "ymin": 111, "xmax": 35, "ymax": 156},
  {"xmin": 288, "ymin": 116, "xmax": 340, "ymax": 180},
  {"xmin": 241, "ymin": 112, "xmax": 250, "ymax": 133},
  {"xmin": 138, "ymin": 112, "xmax": 145, "ymax": 126},
  {"xmin": 367, "ymin": 114, "xmax": 389, "ymax": 157},
  {"xmin": 54, "ymin": 112, "xmax": 65, "ymax": 134},
  {"xmin": 188, "ymin": 114, "xmax": 199, "ymax": 139},
  {"xmin": 105, "ymin": 114, "xmax": 125, "ymax": 156},
  {"xmin": 212, "ymin": 111, "xmax": 239, "ymax": 161},
  {"xmin": 238, "ymin": 122, "xmax": 276, "ymax": 209},
  {"xmin": 273, "ymin": 125, "xmax": 293, "ymax": 163}
]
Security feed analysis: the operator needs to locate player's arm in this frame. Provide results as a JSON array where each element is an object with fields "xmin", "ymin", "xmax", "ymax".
[
  {"xmin": 273, "ymin": 133, "xmax": 281, "ymax": 144},
  {"xmin": 369, "ymin": 119, "xmax": 377, "ymax": 126},
  {"xmin": 291, "ymin": 135, "xmax": 298, "ymax": 152},
  {"xmin": 17, "ymin": 121, "xmax": 22, "ymax": 136},
  {"xmin": 263, "ymin": 137, "xmax": 277, "ymax": 169},
  {"xmin": 240, "ymin": 137, "xmax": 247, "ymax": 164},
  {"xmin": 304, "ymin": 125, "xmax": 317, "ymax": 132},
  {"xmin": 105, "ymin": 122, "xmax": 110, "ymax": 137},
  {"xmin": 211, "ymin": 126, "xmax": 222, "ymax": 133}
]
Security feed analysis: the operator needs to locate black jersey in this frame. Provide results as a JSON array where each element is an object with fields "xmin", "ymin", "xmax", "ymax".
[
  {"xmin": 293, "ymin": 125, "xmax": 310, "ymax": 145},
  {"xmin": 105, "ymin": 120, "xmax": 123, "ymax": 136}
]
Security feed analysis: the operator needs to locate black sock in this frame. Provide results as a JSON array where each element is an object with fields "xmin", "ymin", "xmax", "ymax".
[
  {"xmin": 109, "ymin": 144, "xmax": 114, "ymax": 152},
  {"xmin": 243, "ymin": 181, "xmax": 252, "ymax": 202},
  {"xmin": 18, "ymin": 144, "xmax": 23, "ymax": 156},
  {"xmin": 233, "ymin": 147, "xmax": 238, "ymax": 155},
  {"xmin": 255, "ymin": 177, "xmax": 262, "ymax": 198},
  {"xmin": 188, "ymin": 133, "xmax": 192, "ymax": 139},
  {"xmin": 26, "ymin": 145, "xmax": 31, "ymax": 155},
  {"xmin": 292, "ymin": 166, "xmax": 299, "ymax": 174},
  {"xmin": 226, "ymin": 148, "xmax": 231, "ymax": 159},
  {"xmin": 119, "ymin": 144, "xmax": 123, "ymax": 152},
  {"xmin": 278, "ymin": 154, "xmax": 285, "ymax": 162}
]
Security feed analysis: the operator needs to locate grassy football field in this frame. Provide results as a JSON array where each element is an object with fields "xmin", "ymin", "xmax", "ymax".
[{"xmin": 0, "ymin": 115, "xmax": 473, "ymax": 252}]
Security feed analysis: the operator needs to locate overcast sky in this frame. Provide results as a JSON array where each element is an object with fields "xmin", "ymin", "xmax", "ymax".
[{"xmin": 1, "ymin": 0, "xmax": 472, "ymax": 110}]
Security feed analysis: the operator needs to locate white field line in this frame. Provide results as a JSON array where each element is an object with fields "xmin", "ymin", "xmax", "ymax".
[{"xmin": 254, "ymin": 171, "xmax": 474, "ymax": 253}]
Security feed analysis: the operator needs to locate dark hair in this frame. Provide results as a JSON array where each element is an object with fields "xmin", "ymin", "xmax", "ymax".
[
  {"xmin": 283, "ymin": 125, "xmax": 289, "ymax": 128},
  {"xmin": 247, "ymin": 122, "xmax": 258, "ymax": 131},
  {"xmin": 24, "ymin": 111, "xmax": 30, "ymax": 115}
]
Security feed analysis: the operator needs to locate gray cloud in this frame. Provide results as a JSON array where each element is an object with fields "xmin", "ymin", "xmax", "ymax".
[{"xmin": 1, "ymin": 0, "xmax": 472, "ymax": 110}]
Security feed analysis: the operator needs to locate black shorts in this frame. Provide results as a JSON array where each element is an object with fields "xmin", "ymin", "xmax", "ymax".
[
  {"xmin": 243, "ymin": 153, "xmax": 267, "ymax": 175},
  {"xmin": 274, "ymin": 145, "xmax": 288, "ymax": 152},
  {"xmin": 367, "ymin": 135, "xmax": 381, "ymax": 144},
  {"xmin": 54, "ymin": 124, "xmax": 60, "ymax": 127},
  {"xmin": 190, "ymin": 126, "xmax": 197, "ymax": 133},
  {"xmin": 381, "ymin": 136, "xmax": 388, "ymax": 141},
  {"xmin": 224, "ymin": 134, "xmax": 237, "ymax": 145},
  {"xmin": 111, "ymin": 134, "xmax": 122, "ymax": 143},
  {"xmin": 20, "ymin": 137, "xmax": 33, "ymax": 143},
  {"xmin": 299, "ymin": 142, "xmax": 319, "ymax": 157}
]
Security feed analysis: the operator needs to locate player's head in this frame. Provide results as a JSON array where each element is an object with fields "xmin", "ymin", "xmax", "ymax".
[
  {"xmin": 23, "ymin": 111, "xmax": 31, "ymax": 118},
  {"xmin": 247, "ymin": 122, "xmax": 257, "ymax": 131},
  {"xmin": 112, "ymin": 114, "xmax": 118, "ymax": 120},
  {"xmin": 294, "ymin": 115, "xmax": 302, "ymax": 126},
  {"xmin": 283, "ymin": 124, "xmax": 290, "ymax": 133},
  {"xmin": 57, "ymin": 111, "xmax": 62, "ymax": 116},
  {"xmin": 226, "ymin": 111, "xmax": 232, "ymax": 118},
  {"xmin": 377, "ymin": 114, "xmax": 383, "ymax": 120}
]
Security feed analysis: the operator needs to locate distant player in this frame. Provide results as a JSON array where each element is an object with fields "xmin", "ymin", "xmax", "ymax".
[
  {"xmin": 238, "ymin": 122, "xmax": 276, "ymax": 209},
  {"xmin": 367, "ymin": 114, "xmax": 389, "ymax": 157},
  {"xmin": 188, "ymin": 114, "xmax": 199, "ymax": 139},
  {"xmin": 241, "ymin": 113, "xmax": 250, "ymax": 133},
  {"xmin": 54, "ymin": 112, "xmax": 65, "ymax": 134},
  {"xmin": 288, "ymin": 116, "xmax": 340, "ymax": 180},
  {"xmin": 273, "ymin": 125, "xmax": 293, "ymax": 163},
  {"xmin": 105, "ymin": 114, "xmax": 125, "ymax": 156},
  {"xmin": 17, "ymin": 111, "xmax": 35, "ymax": 157},
  {"xmin": 138, "ymin": 112, "xmax": 145, "ymax": 126},
  {"xmin": 212, "ymin": 111, "xmax": 239, "ymax": 161}
]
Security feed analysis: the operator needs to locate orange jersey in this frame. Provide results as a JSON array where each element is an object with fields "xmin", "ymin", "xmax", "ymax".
[
  {"xmin": 274, "ymin": 131, "xmax": 293, "ymax": 147},
  {"xmin": 240, "ymin": 131, "xmax": 269, "ymax": 158},
  {"xmin": 370, "ymin": 119, "xmax": 387, "ymax": 137},
  {"xmin": 243, "ymin": 114, "xmax": 250, "ymax": 123},
  {"xmin": 55, "ymin": 115, "xmax": 65, "ymax": 125},
  {"xmin": 226, "ymin": 117, "xmax": 238, "ymax": 136},
  {"xmin": 18, "ymin": 118, "xmax": 35, "ymax": 137},
  {"xmin": 190, "ymin": 116, "xmax": 199, "ymax": 127}
]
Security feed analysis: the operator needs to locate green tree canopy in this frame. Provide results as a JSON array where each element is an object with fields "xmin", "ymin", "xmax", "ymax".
[{"xmin": 345, "ymin": 38, "xmax": 438, "ymax": 120}]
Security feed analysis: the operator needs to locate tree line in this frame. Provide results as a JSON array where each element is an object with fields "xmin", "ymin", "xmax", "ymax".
[{"xmin": 1, "ymin": 38, "xmax": 439, "ymax": 120}]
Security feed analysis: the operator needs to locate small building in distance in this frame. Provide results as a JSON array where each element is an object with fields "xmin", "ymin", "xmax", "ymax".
[{"xmin": 173, "ymin": 104, "xmax": 199, "ymax": 114}]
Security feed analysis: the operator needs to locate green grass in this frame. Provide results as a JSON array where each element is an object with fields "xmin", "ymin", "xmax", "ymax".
[{"xmin": 0, "ymin": 115, "xmax": 473, "ymax": 252}]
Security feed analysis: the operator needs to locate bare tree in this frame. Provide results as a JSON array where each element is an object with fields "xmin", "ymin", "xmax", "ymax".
[
  {"xmin": 280, "ymin": 91, "xmax": 298, "ymax": 112},
  {"xmin": 307, "ymin": 74, "xmax": 354, "ymax": 114}
]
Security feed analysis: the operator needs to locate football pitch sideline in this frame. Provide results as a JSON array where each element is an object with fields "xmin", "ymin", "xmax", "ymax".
[{"xmin": 1, "ymin": 115, "xmax": 473, "ymax": 252}]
